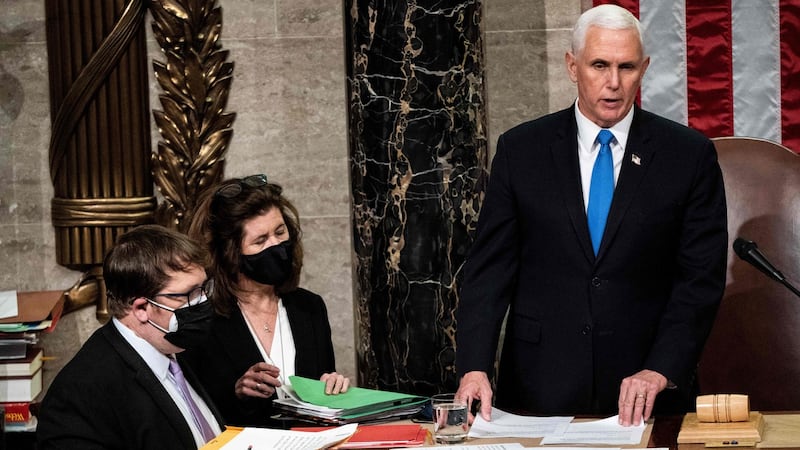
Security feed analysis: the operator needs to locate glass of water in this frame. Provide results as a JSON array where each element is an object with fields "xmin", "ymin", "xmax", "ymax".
[{"xmin": 431, "ymin": 393, "xmax": 469, "ymax": 444}]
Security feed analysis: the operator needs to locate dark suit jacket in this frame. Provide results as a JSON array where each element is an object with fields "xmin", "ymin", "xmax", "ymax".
[
  {"xmin": 182, "ymin": 288, "xmax": 336, "ymax": 427},
  {"xmin": 37, "ymin": 321, "xmax": 224, "ymax": 450},
  {"xmin": 456, "ymin": 105, "xmax": 727, "ymax": 415}
]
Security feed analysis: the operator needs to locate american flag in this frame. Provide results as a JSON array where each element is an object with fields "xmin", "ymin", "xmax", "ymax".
[{"xmin": 593, "ymin": 0, "xmax": 800, "ymax": 153}]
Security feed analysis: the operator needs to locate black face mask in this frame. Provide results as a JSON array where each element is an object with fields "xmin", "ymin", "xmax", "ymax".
[
  {"xmin": 148, "ymin": 299, "xmax": 214, "ymax": 350},
  {"xmin": 239, "ymin": 240, "xmax": 294, "ymax": 286}
]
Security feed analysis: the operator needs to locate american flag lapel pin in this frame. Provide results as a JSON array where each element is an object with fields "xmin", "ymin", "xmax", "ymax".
[{"xmin": 631, "ymin": 153, "xmax": 641, "ymax": 166}]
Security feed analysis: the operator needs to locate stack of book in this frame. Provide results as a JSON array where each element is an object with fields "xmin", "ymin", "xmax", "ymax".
[{"xmin": 0, "ymin": 290, "xmax": 65, "ymax": 432}]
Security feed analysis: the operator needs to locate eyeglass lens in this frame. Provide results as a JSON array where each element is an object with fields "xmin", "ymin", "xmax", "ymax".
[
  {"xmin": 189, "ymin": 279, "xmax": 213, "ymax": 305},
  {"xmin": 155, "ymin": 280, "xmax": 210, "ymax": 306},
  {"xmin": 215, "ymin": 174, "xmax": 268, "ymax": 198},
  {"xmin": 241, "ymin": 174, "xmax": 268, "ymax": 187}
]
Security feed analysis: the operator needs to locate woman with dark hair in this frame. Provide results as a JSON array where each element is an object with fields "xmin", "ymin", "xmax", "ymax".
[{"xmin": 182, "ymin": 174, "xmax": 349, "ymax": 427}]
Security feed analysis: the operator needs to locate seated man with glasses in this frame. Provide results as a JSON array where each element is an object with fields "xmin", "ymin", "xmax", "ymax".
[
  {"xmin": 182, "ymin": 174, "xmax": 349, "ymax": 427},
  {"xmin": 37, "ymin": 225, "xmax": 224, "ymax": 450}
]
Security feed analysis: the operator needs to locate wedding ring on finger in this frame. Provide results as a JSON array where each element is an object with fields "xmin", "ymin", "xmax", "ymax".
[
  {"xmin": 256, "ymin": 382, "xmax": 261, "ymax": 391},
  {"xmin": 636, "ymin": 393, "xmax": 645, "ymax": 400}
]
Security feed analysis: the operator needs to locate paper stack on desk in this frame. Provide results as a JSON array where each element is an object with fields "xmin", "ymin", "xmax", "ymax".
[
  {"xmin": 204, "ymin": 423, "xmax": 358, "ymax": 449},
  {"xmin": 469, "ymin": 407, "xmax": 648, "ymax": 446},
  {"xmin": 272, "ymin": 376, "xmax": 428, "ymax": 424}
]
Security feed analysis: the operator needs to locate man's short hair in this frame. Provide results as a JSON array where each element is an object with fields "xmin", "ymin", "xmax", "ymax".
[
  {"xmin": 571, "ymin": 4, "xmax": 645, "ymax": 57},
  {"xmin": 104, "ymin": 224, "xmax": 209, "ymax": 318}
]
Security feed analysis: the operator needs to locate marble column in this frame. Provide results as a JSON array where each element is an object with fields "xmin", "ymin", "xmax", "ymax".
[{"xmin": 345, "ymin": 0, "xmax": 488, "ymax": 395}]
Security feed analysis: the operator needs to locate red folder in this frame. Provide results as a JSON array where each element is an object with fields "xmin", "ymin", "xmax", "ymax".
[{"xmin": 292, "ymin": 423, "xmax": 428, "ymax": 448}]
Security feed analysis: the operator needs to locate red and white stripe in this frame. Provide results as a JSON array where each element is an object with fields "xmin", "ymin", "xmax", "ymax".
[{"xmin": 594, "ymin": 0, "xmax": 800, "ymax": 153}]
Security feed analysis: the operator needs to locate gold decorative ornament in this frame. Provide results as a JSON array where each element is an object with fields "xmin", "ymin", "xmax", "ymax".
[
  {"xmin": 149, "ymin": 0, "xmax": 236, "ymax": 232},
  {"xmin": 44, "ymin": 0, "xmax": 235, "ymax": 318}
]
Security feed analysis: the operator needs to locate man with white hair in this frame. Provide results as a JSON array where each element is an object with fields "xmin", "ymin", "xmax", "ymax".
[{"xmin": 456, "ymin": 4, "xmax": 727, "ymax": 427}]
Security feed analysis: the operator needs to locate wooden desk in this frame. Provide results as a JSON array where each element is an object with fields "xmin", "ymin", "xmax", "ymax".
[
  {"xmin": 412, "ymin": 415, "xmax": 674, "ymax": 448},
  {"xmin": 650, "ymin": 414, "xmax": 683, "ymax": 449},
  {"xmin": 416, "ymin": 414, "xmax": 800, "ymax": 449},
  {"xmin": 205, "ymin": 413, "xmax": 799, "ymax": 449}
]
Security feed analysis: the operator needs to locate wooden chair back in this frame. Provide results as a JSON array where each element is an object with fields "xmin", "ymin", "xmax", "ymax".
[{"xmin": 698, "ymin": 137, "xmax": 800, "ymax": 410}]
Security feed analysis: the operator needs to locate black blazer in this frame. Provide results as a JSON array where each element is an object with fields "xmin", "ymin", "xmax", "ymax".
[
  {"xmin": 37, "ymin": 321, "xmax": 224, "ymax": 450},
  {"xmin": 182, "ymin": 288, "xmax": 336, "ymax": 427},
  {"xmin": 456, "ymin": 105, "xmax": 728, "ymax": 415}
]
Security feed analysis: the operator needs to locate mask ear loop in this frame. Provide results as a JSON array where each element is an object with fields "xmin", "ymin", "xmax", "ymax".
[{"xmin": 145, "ymin": 298, "xmax": 177, "ymax": 334}]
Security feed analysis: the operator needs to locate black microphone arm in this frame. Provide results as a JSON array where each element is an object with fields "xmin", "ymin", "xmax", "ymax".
[{"xmin": 733, "ymin": 237, "xmax": 800, "ymax": 298}]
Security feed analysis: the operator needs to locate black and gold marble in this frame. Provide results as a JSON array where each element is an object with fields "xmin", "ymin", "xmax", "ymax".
[{"xmin": 345, "ymin": 0, "xmax": 488, "ymax": 395}]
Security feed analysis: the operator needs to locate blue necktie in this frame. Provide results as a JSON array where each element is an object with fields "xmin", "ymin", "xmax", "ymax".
[{"xmin": 587, "ymin": 129, "xmax": 615, "ymax": 255}]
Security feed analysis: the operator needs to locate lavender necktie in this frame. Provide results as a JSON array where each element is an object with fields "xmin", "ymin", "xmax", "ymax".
[
  {"xmin": 587, "ymin": 129, "xmax": 615, "ymax": 255},
  {"xmin": 168, "ymin": 358, "xmax": 216, "ymax": 442}
]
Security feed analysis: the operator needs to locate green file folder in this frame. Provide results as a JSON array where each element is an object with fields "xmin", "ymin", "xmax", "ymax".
[{"xmin": 281, "ymin": 376, "xmax": 429, "ymax": 422}]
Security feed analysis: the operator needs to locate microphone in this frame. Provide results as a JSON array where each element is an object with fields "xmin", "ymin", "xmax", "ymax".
[
  {"xmin": 733, "ymin": 237, "xmax": 800, "ymax": 298},
  {"xmin": 733, "ymin": 238, "xmax": 785, "ymax": 282}
]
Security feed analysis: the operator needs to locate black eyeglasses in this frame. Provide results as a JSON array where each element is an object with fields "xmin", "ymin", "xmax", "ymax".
[
  {"xmin": 151, "ymin": 279, "xmax": 213, "ymax": 308},
  {"xmin": 214, "ymin": 174, "xmax": 268, "ymax": 199}
]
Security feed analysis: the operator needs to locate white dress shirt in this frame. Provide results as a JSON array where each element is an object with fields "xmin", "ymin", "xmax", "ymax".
[
  {"xmin": 240, "ymin": 298, "xmax": 298, "ymax": 399},
  {"xmin": 574, "ymin": 100, "xmax": 634, "ymax": 211}
]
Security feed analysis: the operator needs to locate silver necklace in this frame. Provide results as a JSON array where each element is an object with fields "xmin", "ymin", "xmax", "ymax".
[
  {"xmin": 238, "ymin": 300, "xmax": 277, "ymax": 334},
  {"xmin": 262, "ymin": 309, "xmax": 278, "ymax": 333}
]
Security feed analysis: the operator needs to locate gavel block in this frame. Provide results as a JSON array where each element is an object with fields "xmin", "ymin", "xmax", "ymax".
[{"xmin": 677, "ymin": 394, "xmax": 764, "ymax": 446}]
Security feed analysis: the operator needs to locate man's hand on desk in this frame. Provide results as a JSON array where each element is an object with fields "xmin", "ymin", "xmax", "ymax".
[
  {"xmin": 456, "ymin": 370, "xmax": 494, "ymax": 424},
  {"xmin": 617, "ymin": 369, "xmax": 668, "ymax": 427}
]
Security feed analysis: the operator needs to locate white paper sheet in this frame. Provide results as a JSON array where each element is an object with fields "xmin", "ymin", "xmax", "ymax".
[
  {"xmin": 273, "ymin": 383, "xmax": 343, "ymax": 419},
  {"xmin": 220, "ymin": 423, "xmax": 357, "ymax": 450},
  {"xmin": 468, "ymin": 407, "xmax": 572, "ymax": 438},
  {"xmin": 0, "ymin": 290, "xmax": 18, "ymax": 320},
  {"xmin": 540, "ymin": 415, "xmax": 647, "ymax": 445}
]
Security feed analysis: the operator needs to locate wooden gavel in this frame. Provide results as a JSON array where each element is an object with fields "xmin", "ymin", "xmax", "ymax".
[{"xmin": 696, "ymin": 394, "xmax": 750, "ymax": 422}]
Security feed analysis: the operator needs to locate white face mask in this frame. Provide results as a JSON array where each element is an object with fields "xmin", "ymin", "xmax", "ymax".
[{"xmin": 166, "ymin": 312, "xmax": 179, "ymax": 333}]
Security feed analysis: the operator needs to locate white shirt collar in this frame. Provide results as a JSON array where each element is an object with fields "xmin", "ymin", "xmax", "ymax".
[
  {"xmin": 574, "ymin": 99, "xmax": 634, "ymax": 151},
  {"xmin": 112, "ymin": 317, "xmax": 172, "ymax": 381}
]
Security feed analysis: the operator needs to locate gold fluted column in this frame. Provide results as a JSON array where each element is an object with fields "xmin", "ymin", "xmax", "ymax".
[{"xmin": 45, "ymin": 0, "xmax": 154, "ymax": 320}]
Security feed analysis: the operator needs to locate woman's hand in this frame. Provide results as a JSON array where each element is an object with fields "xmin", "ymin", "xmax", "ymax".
[
  {"xmin": 320, "ymin": 372, "xmax": 350, "ymax": 395},
  {"xmin": 235, "ymin": 362, "xmax": 282, "ymax": 399}
]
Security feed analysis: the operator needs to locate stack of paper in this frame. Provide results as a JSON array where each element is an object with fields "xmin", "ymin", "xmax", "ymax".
[
  {"xmin": 0, "ymin": 290, "xmax": 64, "ymax": 333},
  {"xmin": 272, "ymin": 376, "xmax": 428, "ymax": 424},
  {"xmin": 469, "ymin": 407, "xmax": 648, "ymax": 446},
  {"xmin": 204, "ymin": 423, "xmax": 358, "ymax": 449}
]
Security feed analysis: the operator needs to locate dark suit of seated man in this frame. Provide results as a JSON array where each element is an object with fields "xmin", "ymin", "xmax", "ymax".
[{"xmin": 37, "ymin": 225, "xmax": 225, "ymax": 449}]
